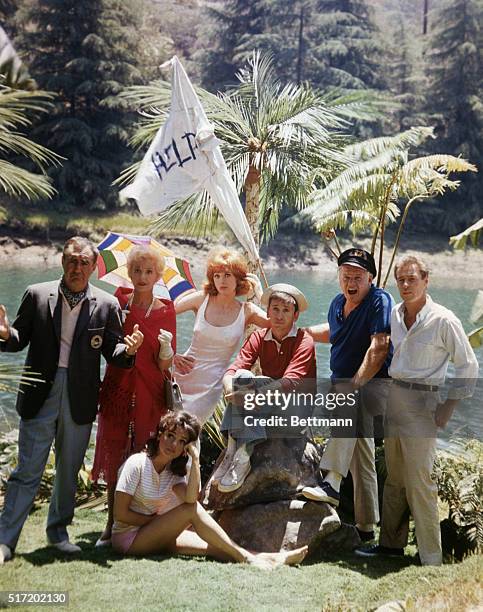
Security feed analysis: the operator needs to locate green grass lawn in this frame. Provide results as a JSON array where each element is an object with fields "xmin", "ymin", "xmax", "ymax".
[{"xmin": 1, "ymin": 504, "xmax": 481, "ymax": 612}]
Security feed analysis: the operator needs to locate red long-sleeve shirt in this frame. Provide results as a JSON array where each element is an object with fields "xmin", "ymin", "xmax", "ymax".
[{"xmin": 226, "ymin": 328, "xmax": 316, "ymax": 391}]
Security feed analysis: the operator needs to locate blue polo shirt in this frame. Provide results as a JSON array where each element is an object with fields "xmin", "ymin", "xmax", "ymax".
[{"xmin": 328, "ymin": 285, "xmax": 394, "ymax": 380}]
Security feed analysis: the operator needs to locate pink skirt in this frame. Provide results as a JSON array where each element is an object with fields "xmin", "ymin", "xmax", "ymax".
[{"xmin": 111, "ymin": 528, "xmax": 139, "ymax": 554}]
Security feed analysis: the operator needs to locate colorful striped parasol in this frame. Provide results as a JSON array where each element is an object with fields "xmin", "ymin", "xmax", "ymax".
[{"xmin": 96, "ymin": 232, "xmax": 196, "ymax": 302}]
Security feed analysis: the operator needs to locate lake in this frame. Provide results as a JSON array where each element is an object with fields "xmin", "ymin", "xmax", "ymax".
[{"xmin": 0, "ymin": 265, "xmax": 481, "ymax": 445}]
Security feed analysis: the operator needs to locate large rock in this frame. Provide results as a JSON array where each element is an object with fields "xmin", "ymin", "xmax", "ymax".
[
  {"xmin": 217, "ymin": 499, "xmax": 341, "ymax": 553},
  {"xmin": 315, "ymin": 522, "xmax": 361, "ymax": 554},
  {"xmin": 203, "ymin": 437, "xmax": 322, "ymax": 511}
]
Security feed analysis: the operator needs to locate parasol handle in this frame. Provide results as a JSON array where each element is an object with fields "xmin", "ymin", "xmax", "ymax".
[{"xmin": 257, "ymin": 259, "xmax": 269, "ymax": 288}]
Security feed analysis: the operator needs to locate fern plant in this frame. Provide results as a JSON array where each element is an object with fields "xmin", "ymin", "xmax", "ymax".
[
  {"xmin": 435, "ymin": 440, "xmax": 483, "ymax": 560},
  {"xmin": 302, "ymin": 126, "xmax": 477, "ymax": 286}
]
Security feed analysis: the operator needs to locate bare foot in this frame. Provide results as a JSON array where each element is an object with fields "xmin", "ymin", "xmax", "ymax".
[{"xmin": 248, "ymin": 545, "xmax": 308, "ymax": 570}]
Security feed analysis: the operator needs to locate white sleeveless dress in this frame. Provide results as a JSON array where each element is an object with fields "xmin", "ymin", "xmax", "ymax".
[{"xmin": 175, "ymin": 295, "xmax": 246, "ymax": 424}]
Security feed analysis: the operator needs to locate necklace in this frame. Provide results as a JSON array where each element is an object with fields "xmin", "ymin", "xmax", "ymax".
[{"xmin": 127, "ymin": 294, "xmax": 156, "ymax": 318}]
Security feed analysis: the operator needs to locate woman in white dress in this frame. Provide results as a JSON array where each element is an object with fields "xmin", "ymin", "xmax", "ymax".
[{"xmin": 174, "ymin": 247, "xmax": 268, "ymax": 425}]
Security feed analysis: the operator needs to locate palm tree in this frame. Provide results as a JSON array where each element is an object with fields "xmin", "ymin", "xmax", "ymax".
[
  {"xmin": 118, "ymin": 52, "xmax": 372, "ymax": 248},
  {"xmin": 0, "ymin": 33, "xmax": 60, "ymax": 395},
  {"xmin": 0, "ymin": 82, "xmax": 62, "ymax": 200},
  {"xmin": 302, "ymin": 126, "xmax": 477, "ymax": 286}
]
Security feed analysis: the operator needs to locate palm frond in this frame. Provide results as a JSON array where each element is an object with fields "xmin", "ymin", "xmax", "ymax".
[
  {"xmin": 148, "ymin": 189, "xmax": 222, "ymax": 238},
  {"xmin": 403, "ymin": 154, "xmax": 478, "ymax": 177},
  {"xmin": 0, "ymin": 160, "xmax": 57, "ymax": 200},
  {"xmin": 450, "ymin": 218, "xmax": 483, "ymax": 250},
  {"xmin": 0, "ymin": 131, "xmax": 62, "ymax": 169},
  {"xmin": 0, "ymin": 363, "xmax": 44, "ymax": 394},
  {"xmin": 344, "ymin": 126, "xmax": 435, "ymax": 161},
  {"xmin": 0, "ymin": 84, "xmax": 62, "ymax": 200},
  {"xmin": 203, "ymin": 401, "xmax": 226, "ymax": 451}
]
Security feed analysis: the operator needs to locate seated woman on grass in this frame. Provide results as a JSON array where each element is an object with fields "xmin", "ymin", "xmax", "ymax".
[{"xmin": 112, "ymin": 411, "xmax": 308, "ymax": 569}]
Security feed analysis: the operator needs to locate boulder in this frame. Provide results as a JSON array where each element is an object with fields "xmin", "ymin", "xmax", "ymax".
[
  {"xmin": 314, "ymin": 522, "xmax": 361, "ymax": 554},
  {"xmin": 217, "ymin": 499, "xmax": 341, "ymax": 553},
  {"xmin": 203, "ymin": 437, "xmax": 322, "ymax": 511}
]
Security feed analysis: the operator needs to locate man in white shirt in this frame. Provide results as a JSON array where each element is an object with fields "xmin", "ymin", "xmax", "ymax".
[
  {"xmin": 356, "ymin": 255, "xmax": 479, "ymax": 565},
  {"xmin": 0, "ymin": 236, "xmax": 143, "ymax": 563}
]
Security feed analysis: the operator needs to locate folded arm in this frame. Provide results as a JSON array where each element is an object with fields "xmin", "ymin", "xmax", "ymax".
[{"xmin": 352, "ymin": 332, "xmax": 390, "ymax": 388}]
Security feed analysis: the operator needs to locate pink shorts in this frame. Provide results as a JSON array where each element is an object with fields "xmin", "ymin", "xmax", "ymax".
[{"xmin": 111, "ymin": 528, "xmax": 139, "ymax": 554}]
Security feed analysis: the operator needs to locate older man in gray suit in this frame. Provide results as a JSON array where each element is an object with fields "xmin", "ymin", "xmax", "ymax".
[{"xmin": 0, "ymin": 236, "xmax": 143, "ymax": 563}]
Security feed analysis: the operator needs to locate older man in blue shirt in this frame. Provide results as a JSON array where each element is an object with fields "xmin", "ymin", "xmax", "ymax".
[{"xmin": 302, "ymin": 248, "xmax": 394, "ymax": 541}]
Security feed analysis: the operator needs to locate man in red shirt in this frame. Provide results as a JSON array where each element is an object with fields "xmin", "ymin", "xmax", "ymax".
[{"xmin": 214, "ymin": 283, "xmax": 316, "ymax": 492}]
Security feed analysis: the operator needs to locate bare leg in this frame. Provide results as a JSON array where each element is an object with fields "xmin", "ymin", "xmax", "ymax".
[
  {"xmin": 126, "ymin": 502, "xmax": 308, "ymax": 568},
  {"xmin": 128, "ymin": 503, "xmax": 247, "ymax": 561},
  {"xmin": 98, "ymin": 484, "xmax": 115, "ymax": 541},
  {"xmin": 169, "ymin": 530, "xmax": 233, "ymax": 562}
]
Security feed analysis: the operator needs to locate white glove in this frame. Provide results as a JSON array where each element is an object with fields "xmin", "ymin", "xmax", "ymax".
[
  {"xmin": 246, "ymin": 273, "xmax": 263, "ymax": 302},
  {"xmin": 158, "ymin": 329, "xmax": 174, "ymax": 360}
]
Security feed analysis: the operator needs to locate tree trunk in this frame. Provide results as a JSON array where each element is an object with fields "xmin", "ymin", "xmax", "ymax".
[
  {"xmin": 243, "ymin": 164, "xmax": 263, "ymax": 371},
  {"xmin": 245, "ymin": 164, "xmax": 261, "ymax": 266},
  {"xmin": 423, "ymin": 0, "xmax": 429, "ymax": 34},
  {"xmin": 296, "ymin": 4, "xmax": 305, "ymax": 85}
]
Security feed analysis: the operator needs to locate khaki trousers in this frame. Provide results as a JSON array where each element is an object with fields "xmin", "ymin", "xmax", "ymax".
[
  {"xmin": 380, "ymin": 383, "xmax": 442, "ymax": 566},
  {"xmin": 321, "ymin": 436, "xmax": 379, "ymax": 525},
  {"xmin": 319, "ymin": 379, "xmax": 389, "ymax": 526}
]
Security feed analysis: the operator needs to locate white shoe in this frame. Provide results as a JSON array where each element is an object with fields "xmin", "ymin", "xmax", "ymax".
[
  {"xmin": 211, "ymin": 437, "xmax": 237, "ymax": 484},
  {"xmin": 300, "ymin": 482, "xmax": 340, "ymax": 506},
  {"xmin": 218, "ymin": 447, "xmax": 251, "ymax": 493},
  {"xmin": 0, "ymin": 544, "xmax": 12, "ymax": 564},
  {"xmin": 49, "ymin": 539, "xmax": 81, "ymax": 554}
]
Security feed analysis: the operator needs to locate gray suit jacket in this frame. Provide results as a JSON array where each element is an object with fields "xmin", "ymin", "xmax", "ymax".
[{"xmin": 1, "ymin": 280, "xmax": 134, "ymax": 424}]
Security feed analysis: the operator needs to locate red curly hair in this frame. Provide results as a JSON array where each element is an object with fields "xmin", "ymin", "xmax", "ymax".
[{"xmin": 203, "ymin": 247, "xmax": 251, "ymax": 297}]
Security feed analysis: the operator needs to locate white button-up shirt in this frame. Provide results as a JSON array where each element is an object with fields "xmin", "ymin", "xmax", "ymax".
[{"xmin": 389, "ymin": 295, "xmax": 479, "ymax": 399}]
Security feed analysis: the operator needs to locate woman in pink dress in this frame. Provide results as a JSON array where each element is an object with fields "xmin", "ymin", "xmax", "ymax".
[
  {"xmin": 92, "ymin": 245, "xmax": 176, "ymax": 546},
  {"xmin": 174, "ymin": 247, "xmax": 269, "ymax": 425}
]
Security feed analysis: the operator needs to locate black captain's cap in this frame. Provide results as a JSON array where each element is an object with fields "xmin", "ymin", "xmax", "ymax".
[{"xmin": 337, "ymin": 248, "xmax": 377, "ymax": 277}]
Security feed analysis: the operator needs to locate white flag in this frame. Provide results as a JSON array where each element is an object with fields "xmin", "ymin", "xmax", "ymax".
[{"xmin": 120, "ymin": 56, "xmax": 259, "ymax": 263}]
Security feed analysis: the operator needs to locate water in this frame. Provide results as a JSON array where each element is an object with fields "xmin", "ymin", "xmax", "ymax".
[{"xmin": 0, "ymin": 265, "xmax": 481, "ymax": 445}]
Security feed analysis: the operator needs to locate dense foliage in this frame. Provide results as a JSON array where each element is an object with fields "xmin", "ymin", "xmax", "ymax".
[
  {"xmin": 196, "ymin": 0, "xmax": 387, "ymax": 95},
  {"xmin": 1, "ymin": 0, "xmax": 480, "ymax": 229},
  {"xmin": 13, "ymin": 0, "xmax": 146, "ymax": 210},
  {"xmin": 423, "ymin": 0, "xmax": 482, "ymax": 231}
]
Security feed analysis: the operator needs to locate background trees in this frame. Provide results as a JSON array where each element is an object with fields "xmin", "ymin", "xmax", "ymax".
[
  {"xmin": 0, "ymin": 0, "xmax": 480, "ymax": 232},
  {"xmin": 196, "ymin": 0, "xmax": 388, "ymax": 100},
  {"xmin": 423, "ymin": 0, "xmax": 482, "ymax": 231},
  {"xmin": 14, "ymin": 0, "xmax": 146, "ymax": 210}
]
